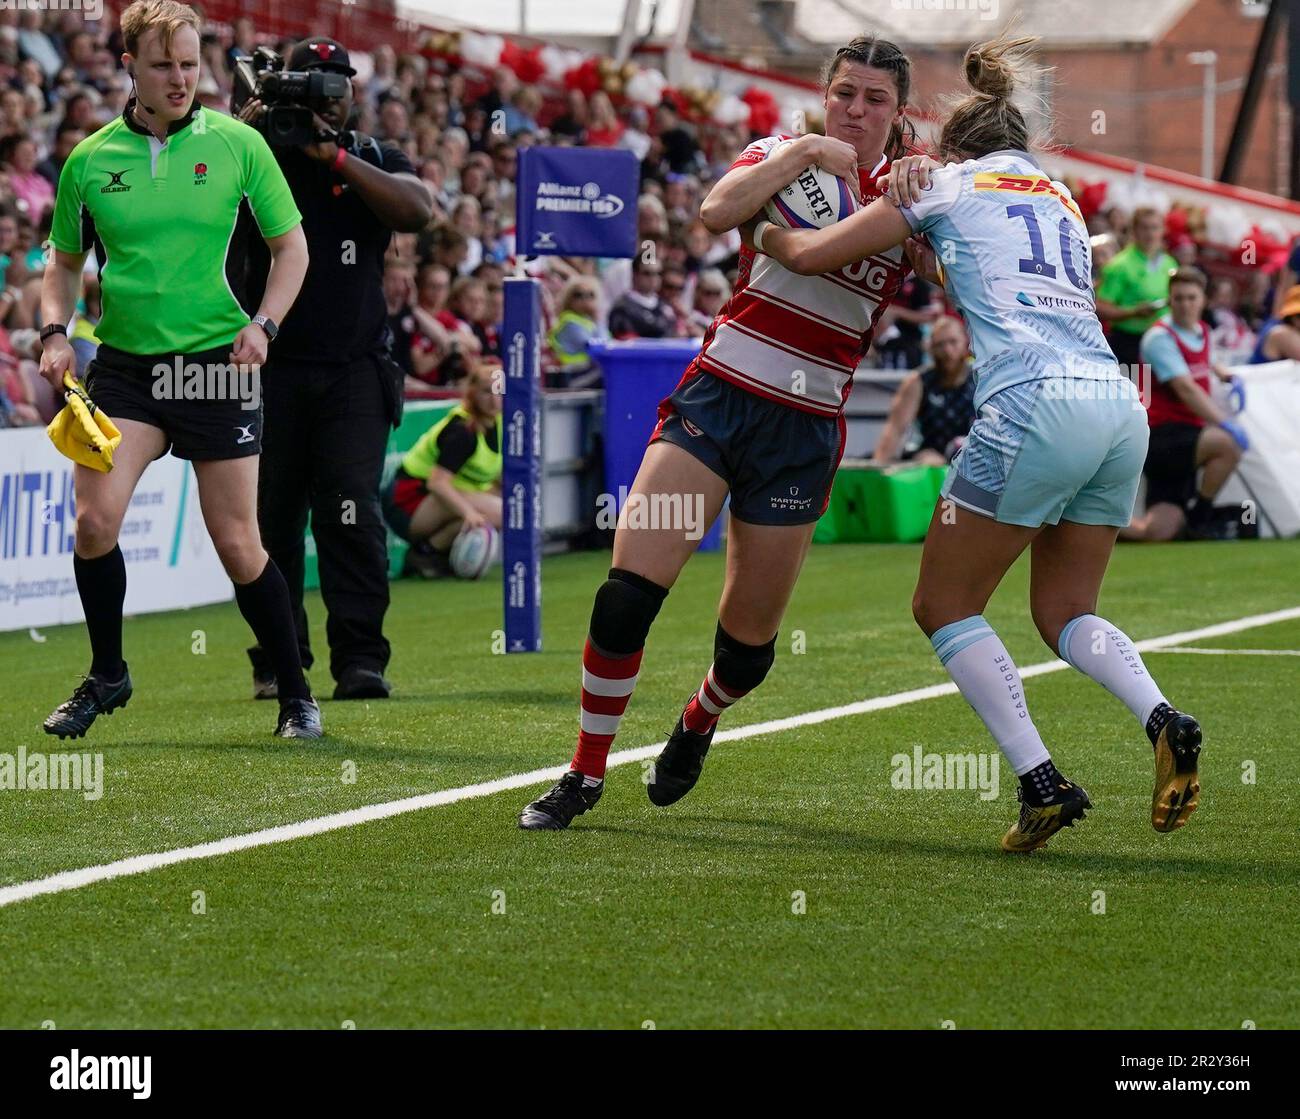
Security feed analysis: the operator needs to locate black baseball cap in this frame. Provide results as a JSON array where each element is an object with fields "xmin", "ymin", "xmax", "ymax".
[{"xmin": 288, "ymin": 37, "xmax": 356, "ymax": 77}]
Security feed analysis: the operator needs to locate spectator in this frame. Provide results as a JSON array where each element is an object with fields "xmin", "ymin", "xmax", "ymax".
[
  {"xmin": 225, "ymin": 15, "xmax": 257, "ymax": 72},
  {"xmin": 872, "ymin": 316, "xmax": 976, "ymax": 465},
  {"xmin": 0, "ymin": 344, "xmax": 41, "ymax": 427},
  {"xmin": 585, "ymin": 91, "xmax": 624, "ymax": 147},
  {"xmin": 874, "ymin": 274, "xmax": 944, "ymax": 370},
  {"xmin": 378, "ymin": 97, "xmax": 410, "ymax": 145},
  {"xmin": 547, "ymin": 277, "xmax": 606, "ymax": 386},
  {"xmin": 429, "ymin": 225, "xmax": 470, "ymax": 275},
  {"xmin": 1, "ymin": 136, "xmax": 54, "ymax": 222},
  {"xmin": 686, "ymin": 268, "xmax": 729, "ymax": 334},
  {"xmin": 383, "ymin": 260, "xmax": 418, "ymax": 378},
  {"xmin": 550, "ymin": 89, "xmax": 588, "ymax": 143},
  {"xmin": 502, "ymin": 87, "xmax": 541, "ymax": 138},
  {"xmin": 653, "ymin": 99, "xmax": 701, "ymax": 175},
  {"xmin": 37, "ymin": 122, "xmax": 86, "ymax": 187},
  {"xmin": 1123, "ymin": 269, "xmax": 1247, "ymax": 542},
  {"xmin": 18, "ymin": 10, "xmax": 63, "ymax": 81},
  {"xmin": 488, "ymin": 139, "xmax": 516, "ymax": 207},
  {"xmin": 475, "ymin": 65, "xmax": 518, "ymax": 120},
  {"xmin": 409, "ymin": 261, "xmax": 475, "ymax": 386},
  {"xmin": 448, "ymin": 275, "xmax": 498, "ymax": 358},
  {"xmin": 619, "ymin": 105, "xmax": 652, "ymax": 162},
  {"xmin": 660, "ymin": 263, "xmax": 691, "ymax": 334},
  {"xmin": 1097, "ymin": 206, "xmax": 1178, "ymax": 370},
  {"xmin": 451, "ymin": 194, "xmax": 484, "ymax": 274},
  {"xmin": 1249, "ymin": 282, "xmax": 1300, "ymax": 363},
  {"xmin": 1206, "ymin": 276, "xmax": 1255, "ymax": 365},
  {"xmin": 609, "ymin": 256, "xmax": 676, "ymax": 339},
  {"xmin": 1090, "ymin": 232, "xmax": 1119, "ymax": 289}
]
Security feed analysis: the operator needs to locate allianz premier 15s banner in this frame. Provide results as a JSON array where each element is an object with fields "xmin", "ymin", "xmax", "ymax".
[
  {"xmin": 0, "ymin": 426, "xmax": 232, "ymax": 632},
  {"xmin": 516, "ymin": 147, "xmax": 639, "ymax": 258}
]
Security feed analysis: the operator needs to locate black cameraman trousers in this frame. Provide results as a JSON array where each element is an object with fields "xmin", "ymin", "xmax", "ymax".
[{"xmin": 249, "ymin": 353, "xmax": 393, "ymax": 683}]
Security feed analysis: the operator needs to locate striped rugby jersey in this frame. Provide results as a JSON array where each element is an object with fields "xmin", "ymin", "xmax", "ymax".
[{"xmin": 691, "ymin": 135, "xmax": 910, "ymax": 416}]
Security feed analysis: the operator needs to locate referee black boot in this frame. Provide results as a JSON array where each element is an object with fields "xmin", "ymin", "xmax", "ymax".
[
  {"xmin": 275, "ymin": 698, "xmax": 324, "ymax": 739},
  {"xmin": 43, "ymin": 664, "xmax": 133, "ymax": 740},
  {"xmin": 333, "ymin": 666, "xmax": 391, "ymax": 701}
]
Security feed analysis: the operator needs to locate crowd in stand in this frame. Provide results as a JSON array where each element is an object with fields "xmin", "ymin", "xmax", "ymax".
[{"xmin": 0, "ymin": 8, "xmax": 1296, "ymax": 430}]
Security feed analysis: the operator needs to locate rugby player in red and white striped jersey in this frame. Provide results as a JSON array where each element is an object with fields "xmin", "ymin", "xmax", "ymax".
[{"xmin": 520, "ymin": 35, "xmax": 939, "ymax": 829}]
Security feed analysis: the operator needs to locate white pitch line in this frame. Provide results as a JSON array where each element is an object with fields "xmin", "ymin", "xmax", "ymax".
[
  {"xmin": 1150, "ymin": 647, "xmax": 1300, "ymax": 657},
  {"xmin": 2, "ymin": 604, "xmax": 1299, "ymax": 910}
]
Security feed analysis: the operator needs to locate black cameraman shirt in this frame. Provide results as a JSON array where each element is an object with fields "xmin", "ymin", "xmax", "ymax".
[{"xmin": 238, "ymin": 132, "xmax": 415, "ymax": 363}]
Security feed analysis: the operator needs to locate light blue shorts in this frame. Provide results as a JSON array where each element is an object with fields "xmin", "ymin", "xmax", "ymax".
[{"xmin": 941, "ymin": 378, "xmax": 1149, "ymax": 528}]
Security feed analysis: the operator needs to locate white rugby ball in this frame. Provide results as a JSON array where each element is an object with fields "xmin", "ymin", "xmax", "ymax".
[
  {"xmin": 449, "ymin": 523, "xmax": 500, "ymax": 580},
  {"xmin": 763, "ymin": 140, "xmax": 859, "ymax": 230}
]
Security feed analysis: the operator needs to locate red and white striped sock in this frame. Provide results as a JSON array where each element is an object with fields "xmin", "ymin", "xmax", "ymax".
[
  {"xmin": 681, "ymin": 665, "xmax": 745, "ymax": 734},
  {"xmin": 570, "ymin": 638, "xmax": 642, "ymax": 782}
]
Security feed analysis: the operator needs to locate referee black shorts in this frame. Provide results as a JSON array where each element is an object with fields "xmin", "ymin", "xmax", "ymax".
[{"xmin": 84, "ymin": 343, "xmax": 264, "ymax": 461}]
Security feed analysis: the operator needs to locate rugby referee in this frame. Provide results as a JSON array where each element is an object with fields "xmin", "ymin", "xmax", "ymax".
[{"xmin": 39, "ymin": 1, "xmax": 320, "ymax": 739}]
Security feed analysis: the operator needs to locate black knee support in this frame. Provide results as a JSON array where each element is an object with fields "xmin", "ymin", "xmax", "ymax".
[
  {"xmin": 588, "ymin": 567, "xmax": 669, "ymax": 656},
  {"xmin": 712, "ymin": 621, "xmax": 776, "ymax": 694}
]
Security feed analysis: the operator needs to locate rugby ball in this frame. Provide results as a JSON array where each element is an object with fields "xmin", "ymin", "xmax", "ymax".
[
  {"xmin": 449, "ymin": 523, "xmax": 500, "ymax": 580},
  {"xmin": 764, "ymin": 140, "xmax": 859, "ymax": 230}
]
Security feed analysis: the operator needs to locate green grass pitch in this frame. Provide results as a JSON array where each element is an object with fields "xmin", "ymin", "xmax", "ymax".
[{"xmin": 0, "ymin": 539, "xmax": 1297, "ymax": 1029}]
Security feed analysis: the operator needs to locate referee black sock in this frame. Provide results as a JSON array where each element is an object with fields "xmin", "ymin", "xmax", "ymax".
[
  {"xmin": 234, "ymin": 560, "xmax": 311, "ymax": 702},
  {"xmin": 73, "ymin": 545, "xmax": 127, "ymax": 680}
]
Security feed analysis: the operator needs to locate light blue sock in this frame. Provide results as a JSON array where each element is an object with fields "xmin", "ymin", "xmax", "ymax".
[
  {"xmin": 1057, "ymin": 614, "xmax": 1167, "ymax": 727},
  {"xmin": 931, "ymin": 615, "xmax": 1050, "ymax": 776}
]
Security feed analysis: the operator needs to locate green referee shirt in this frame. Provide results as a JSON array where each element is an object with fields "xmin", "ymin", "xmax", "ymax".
[
  {"xmin": 1096, "ymin": 243, "xmax": 1178, "ymax": 337},
  {"xmin": 50, "ymin": 100, "xmax": 302, "ymax": 355}
]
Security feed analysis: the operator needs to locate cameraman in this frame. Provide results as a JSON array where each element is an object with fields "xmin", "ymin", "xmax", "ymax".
[{"xmin": 237, "ymin": 37, "xmax": 432, "ymax": 701}]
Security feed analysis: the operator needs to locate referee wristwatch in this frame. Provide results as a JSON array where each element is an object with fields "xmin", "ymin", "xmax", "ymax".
[
  {"xmin": 39, "ymin": 323, "xmax": 68, "ymax": 344},
  {"xmin": 251, "ymin": 314, "xmax": 279, "ymax": 342}
]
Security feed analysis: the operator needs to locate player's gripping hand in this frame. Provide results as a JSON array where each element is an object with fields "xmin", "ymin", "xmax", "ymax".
[
  {"xmin": 231, "ymin": 323, "xmax": 269, "ymax": 367},
  {"xmin": 38, "ymin": 333, "xmax": 75, "ymax": 390},
  {"xmin": 903, "ymin": 235, "xmax": 941, "ymax": 284},
  {"xmin": 879, "ymin": 154, "xmax": 939, "ymax": 208},
  {"xmin": 797, "ymin": 134, "xmax": 861, "ymax": 203},
  {"xmin": 1219, "ymin": 418, "xmax": 1250, "ymax": 453}
]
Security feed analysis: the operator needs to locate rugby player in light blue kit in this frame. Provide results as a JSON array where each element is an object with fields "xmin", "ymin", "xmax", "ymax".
[{"xmin": 752, "ymin": 34, "xmax": 1202, "ymax": 852}]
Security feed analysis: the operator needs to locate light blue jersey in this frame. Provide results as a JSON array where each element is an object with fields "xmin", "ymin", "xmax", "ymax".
[{"xmin": 901, "ymin": 150, "xmax": 1123, "ymax": 409}]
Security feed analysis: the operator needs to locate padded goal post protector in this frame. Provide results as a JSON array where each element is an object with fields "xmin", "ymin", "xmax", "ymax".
[{"xmin": 503, "ymin": 278, "xmax": 544, "ymax": 652}]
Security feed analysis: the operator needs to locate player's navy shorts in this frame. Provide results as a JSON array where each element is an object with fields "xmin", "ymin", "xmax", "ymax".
[
  {"xmin": 650, "ymin": 367, "xmax": 845, "ymax": 526},
  {"xmin": 85, "ymin": 343, "xmax": 263, "ymax": 461}
]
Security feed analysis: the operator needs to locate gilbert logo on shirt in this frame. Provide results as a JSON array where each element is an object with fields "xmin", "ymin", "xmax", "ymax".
[
  {"xmin": 193, "ymin": 162, "xmax": 208, "ymax": 185},
  {"xmin": 100, "ymin": 169, "xmax": 131, "ymax": 194}
]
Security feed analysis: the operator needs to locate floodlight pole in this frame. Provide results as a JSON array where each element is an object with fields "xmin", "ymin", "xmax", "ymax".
[{"xmin": 1188, "ymin": 50, "xmax": 1218, "ymax": 181}]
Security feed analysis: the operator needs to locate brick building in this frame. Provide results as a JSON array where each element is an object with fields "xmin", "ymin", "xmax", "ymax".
[{"xmin": 689, "ymin": 0, "xmax": 1288, "ymax": 195}]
